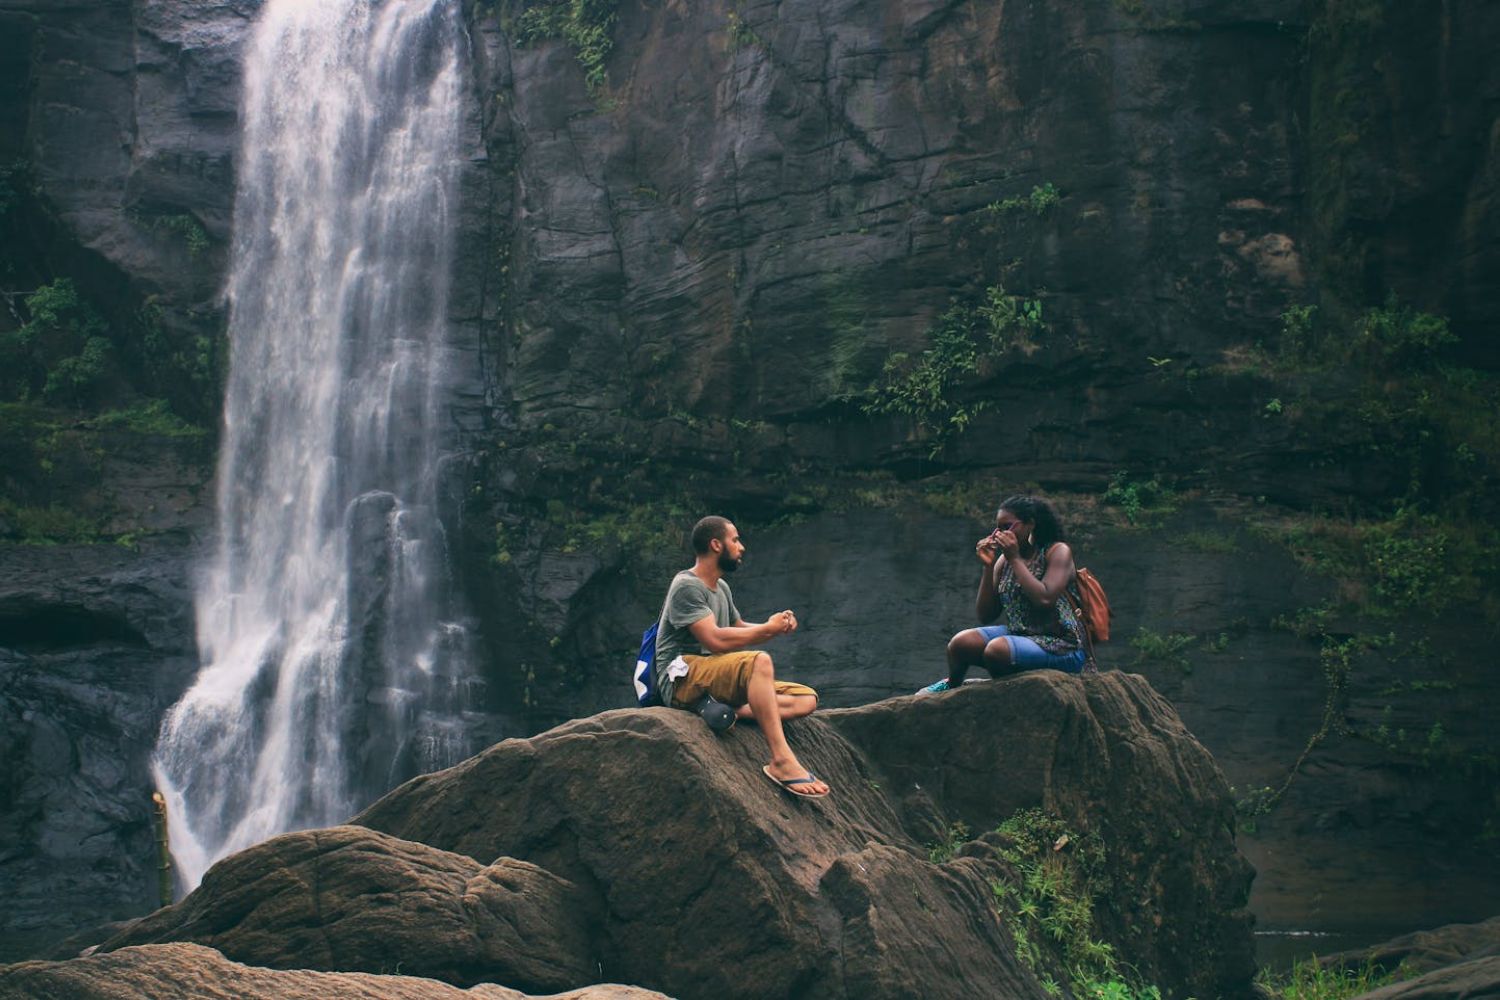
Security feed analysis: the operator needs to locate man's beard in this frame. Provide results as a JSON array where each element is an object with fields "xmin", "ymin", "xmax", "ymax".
[{"xmin": 718, "ymin": 551, "xmax": 741, "ymax": 573}]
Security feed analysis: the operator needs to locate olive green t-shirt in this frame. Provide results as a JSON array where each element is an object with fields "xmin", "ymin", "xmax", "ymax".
[{"xmin": 653, "ymin": 569, "xmax": 741, "ymax": 705}]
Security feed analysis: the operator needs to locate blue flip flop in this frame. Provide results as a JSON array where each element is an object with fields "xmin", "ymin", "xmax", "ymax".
[{"xmin": 762, "ymin": 765, "xmax": 830, "ymax": 798}]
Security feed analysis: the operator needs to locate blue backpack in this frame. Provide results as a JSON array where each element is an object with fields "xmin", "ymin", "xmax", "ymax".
[{"xmin": 632, "ymin": 622, "xmax": 661, "ymax": 707}]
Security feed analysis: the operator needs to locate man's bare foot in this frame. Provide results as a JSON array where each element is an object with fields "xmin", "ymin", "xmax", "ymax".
[{"xmin": 764, "ymin": 759, "xmax": 830, "ymax": 797}]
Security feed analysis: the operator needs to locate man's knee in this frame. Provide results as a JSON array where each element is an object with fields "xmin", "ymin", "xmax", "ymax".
[
  {"xmin": 786, "ymin": 693, "xmax": 817, "ymax": 719},
  {"xmin": 752, "ymin": 651, "xmax": 774, "ymax": 677}
]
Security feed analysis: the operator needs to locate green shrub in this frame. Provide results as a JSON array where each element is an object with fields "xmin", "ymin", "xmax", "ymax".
[
  {"xmin": 1257, "ymin": 955, "xmax": 1403, "ymax": 1000},
  {"xmin": 1362, "ymin": 507, "xmax": 1449, "ymax": 612},
  {"xmin": 1101, "ymin": 472, "xmax": 1175, "ymax": 524},
  {"xmin": 43, "ymin": 336, "xmax": 113, "ymax": 406},
  {"xmin": 1278, "ymin": 304, "xmax": 1319, "ymax": 361},
  {"xmin": 864, "ymin": 285, "xmax": 1046, "ymax": 453},
  {"xmin": 986, "ymin": 809, "xmax": 1163, "ymax": 1000},
  {"xmin": 1129, "ymin": 628, "xmax": 1196, "ymax": 671},
  {"xmin": 986, "ymin": 183, "xmax": 1061, "ymax": 217},
  {"xmin": 3, "ymin": 279, "xmax": 114, "ymax": 406},
  {"xmin": 516, "ymin": 0, "xmax": 618, "ymax": 93},
  {"xmin": 1359, "ymin": 297, "xmax": 1456, "ymax": 368}
]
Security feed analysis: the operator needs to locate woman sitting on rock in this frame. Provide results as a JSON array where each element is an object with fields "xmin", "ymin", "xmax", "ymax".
[{"xmin": 919, "ymin": 494, "xmax": 1092, "ymax": 694}]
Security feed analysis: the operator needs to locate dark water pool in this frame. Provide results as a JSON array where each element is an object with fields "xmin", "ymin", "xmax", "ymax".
[{"xmin": 1254, "ymin": 927, "xmax": 1416, "ymax": 972}]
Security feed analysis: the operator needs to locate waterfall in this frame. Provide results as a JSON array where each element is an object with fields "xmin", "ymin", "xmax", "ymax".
[{"xmin": 152, "ymin": 0, "xmax": 474, "ymax": 892}]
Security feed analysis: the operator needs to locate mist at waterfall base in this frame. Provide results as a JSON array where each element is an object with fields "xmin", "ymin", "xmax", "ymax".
[{"xmin": 151, "ymin": 0, "xmax": 479, "ymax": 894}]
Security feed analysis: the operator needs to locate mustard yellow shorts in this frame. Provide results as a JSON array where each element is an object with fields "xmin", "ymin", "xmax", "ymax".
[{"xmin": 670, "ymin": 650, "xmax": 818, "ymax": 708}]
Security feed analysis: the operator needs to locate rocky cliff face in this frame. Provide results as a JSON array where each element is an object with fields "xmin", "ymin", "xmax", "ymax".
[{"xmin": 1, "ymin": 0, "xmax": 1496, "ymax": 960}]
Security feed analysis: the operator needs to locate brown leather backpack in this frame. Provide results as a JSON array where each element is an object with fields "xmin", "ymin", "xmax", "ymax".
[{"xmin": 1073, "ymin": 566, "xmax": 1111, "ymax": 643}]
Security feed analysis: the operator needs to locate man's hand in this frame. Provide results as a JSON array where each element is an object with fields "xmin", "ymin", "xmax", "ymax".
[{"xmin": 773, "ymin": 609, "xmax": 798, "ymax": 634}]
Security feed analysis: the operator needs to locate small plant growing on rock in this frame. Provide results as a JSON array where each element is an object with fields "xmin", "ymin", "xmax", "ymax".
[
  {"xmin": 1129, "ymin": 628, "xmax": 1197, "ymax": 672},
  {"xmin": 515, "ymin": 0, "xmax": 618, "ymax": 94},
  {"xmin": 985, "ymin": 182, "xmax": 1061, "ymax": 217},
  {"xmin": 1101, "ymin": 472, "xmax": 1175, "ymax": 525},
  {"xmin": 926, "ymin": 821, "xmax": 971, "ymax": 863},
  {"xmin": 984, "ymin": 809, "xmax": 1164, "ymax": 1000},
  {"xmin": 1256, "ymin": 955, "xmax": 1403, "ymax": 1000}
]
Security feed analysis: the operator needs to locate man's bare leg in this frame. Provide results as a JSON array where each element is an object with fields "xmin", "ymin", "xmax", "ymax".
[
  {"xmin": 747, "ymin": 653, "xmax": 829, "ymax": 795},
  {"xmin": 735, "ymin": 692, "xmax": 817, "ymax": 721}
]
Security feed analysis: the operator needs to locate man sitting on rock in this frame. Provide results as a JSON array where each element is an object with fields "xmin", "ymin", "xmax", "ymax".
[{"xmin": 652, "ymin": 515, "xmax": 830, "ymax": 798}]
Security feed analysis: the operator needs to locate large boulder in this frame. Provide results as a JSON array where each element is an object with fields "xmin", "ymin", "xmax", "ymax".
[
  {"xmin": 1333, "ymin": 916, "xmax": 1500, "ymax": 978},
  {"xmin": 1321, "ymin": 916, "xmax": 1500, "ymax": 1000},
  {"xmin": 10, "ymin": 671, "xmax": 1253, "ymax": 998},
  {"xmin": 96, "ymin": 826, "xmax": 598, "ymax": 994},
  {"xmin": 822, "ymin": 672, "xmax": 1257, "ymax": 997},
  {"xmin": 0, "ymin": 942, "xmax": 665, "ymax": 1000},
  {"xmin": 1351, "ymin": 957, "xmax": 1500, "ymax": 1000},
  {"xmin": 350, "ymin": 671, "xmax": 1255, "ymax": 999}
]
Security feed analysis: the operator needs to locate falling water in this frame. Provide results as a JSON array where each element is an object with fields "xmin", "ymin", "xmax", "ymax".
[{"xmin": 153, "ymin": 0, "xmax": 474, "ymax": 891}]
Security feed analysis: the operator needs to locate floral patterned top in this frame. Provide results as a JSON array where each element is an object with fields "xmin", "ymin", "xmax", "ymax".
[{"xmin": 996, "ymin": 544, "xmax": 1091, "ymax": 665}]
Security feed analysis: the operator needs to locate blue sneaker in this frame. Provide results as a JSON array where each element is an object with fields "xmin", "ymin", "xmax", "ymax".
[{"xmin": 917, "ymin": 678, "xmax": 953, "ymax": 695}]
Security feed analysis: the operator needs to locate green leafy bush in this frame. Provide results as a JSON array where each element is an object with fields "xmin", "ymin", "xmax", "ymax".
[
  {"xmin": 1101, "ymin": 472, "xmax": 1175, "ymax": 524},
  {"xmin": 2, "ymin": 279, "xmax": 114, "ymax": 407},
  {"xmin": 1359, "ymin": 297, "xmax": 1456, "ymax": 368},
  {"xmin": 864, "ymin": 286, "xmax": 1045, "ymax": 453},
  {"xmin": 986, "ymin": 183, "xmax": 1061, "ymax": 217},
  {"xmin": 986, "ymin": 809, "xmax": 1162, "ymax": 1000},
  {"xmin": 516, "ymin": 0, "xmax": 618, "ymax": 93},
  {"xmin": 1257, "ymin": 955, "xmax": 1402, "ymax": 1000},
  {"xmin": 1129, "ymin": 628, "xmax": 1196, "ymax": 671}
]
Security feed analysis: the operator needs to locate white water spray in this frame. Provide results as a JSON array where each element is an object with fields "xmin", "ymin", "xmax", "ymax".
[{"xmin": 153, "ymin": 0, "xmax": 473, "ymax": 891}]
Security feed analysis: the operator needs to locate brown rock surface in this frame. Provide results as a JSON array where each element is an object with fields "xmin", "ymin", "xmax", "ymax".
[
  {"xmin": 1332, "ymin": 915, "xmax": 1500, "ymax": 978},
  {"xmin": 0, "ymin": 942, "xmax": 666, "ymax": 1000},
  {"xmin": 97, "ymin": 825, "xmax": 595, "ymax": 994},
  {"xmin": 1350, "ymin": 956, "xmax": 1500, "ymax": 1000},
  {"xmin": 353, "ymin": 671, "xmax": 1254, "ymax": 999},
  {"xmin": 822, "ymin": 673, "xmax": 1256, "ymax": 998}
]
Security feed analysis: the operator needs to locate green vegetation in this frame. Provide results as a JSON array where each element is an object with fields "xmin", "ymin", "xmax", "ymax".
[
  {"xmin": 1236, "ymin": 608, "xmax": 1395, "ymax": 823},
  {"xmin": 863, "ymin": 285, "xmax": 1045, "ymax": 453},
  {"xmin": 1101, "ymin": 472, "xmax": 1176, "ymax": 525},
  {"xmin": 986, "ymin": 183, "xmax": 1061, "ymax": 217},
  {"xmin": 138, "ymin": 212, "xmax": 211, "ymax": 258},
  {"xmin": 1128, "ymin": 628, "xmax": 1196, "ymax": 672},
  {"xmin": 1224, "ymin": 297, "xmax": 1500, "ymax": 622},
  {"xmin": 0, "ymin": 499, "xmax": 104, "ymax": 545},
  {"xmin": 1, "ymin": 279, "xmax": 113, "ymax": 407},
  {"xmin": 1248, "ymin": 503, "xmax": 1480, "ymax": 619},
  {"xmin": 515, "ymin": 0, "xmax": 618, "ymax": 94},
  {"xmin": 926, "ymin": 821, "xmax": 971, "ymax": 863},
  {"xmin": 726, "ymin": 10, "xmax": 761, "ymax": 50},
  {"xmin": 1257, "ymin": 955, "xmax": 1403, "ymax": 1000},
  {"xmin": 1169, "ymin": 529, "xmax": 1239, "ymax": 554},
  {"xmin": 85, "ymin": 399, "xmax": 209, "ymax": 438},
  {"xmin": 984, "ymin": 809, "xmax": 1161, "ymax": 1000}
]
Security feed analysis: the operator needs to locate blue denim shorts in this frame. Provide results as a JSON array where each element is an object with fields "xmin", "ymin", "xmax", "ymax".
[{"xmin": 976, "ymin": 625, "xmax": 1087, "ymax": 674}]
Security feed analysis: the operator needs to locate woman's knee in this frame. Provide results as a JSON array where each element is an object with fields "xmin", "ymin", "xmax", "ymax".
[
  {"xmin": 982, "ymin": 636, "xmax": 1013, "ymax": 665},
  {"xmin": 948, "ymin": 630, "xmax": 986, "ymax": 658}
]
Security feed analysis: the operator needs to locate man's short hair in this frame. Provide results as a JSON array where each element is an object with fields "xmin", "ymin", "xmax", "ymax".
[{"xmin": 691, "ymin": 515, "xmax": 732, "ymax": 554}]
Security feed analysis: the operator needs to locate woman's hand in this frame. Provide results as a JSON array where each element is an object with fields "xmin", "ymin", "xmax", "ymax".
[
  {"xmin": 976, "ymin": 532, "xmax": 1001, "ymax": 566},
  {"xmin": 994, "ymin": 527, "xmax": 1021, "ymax": 561}
]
